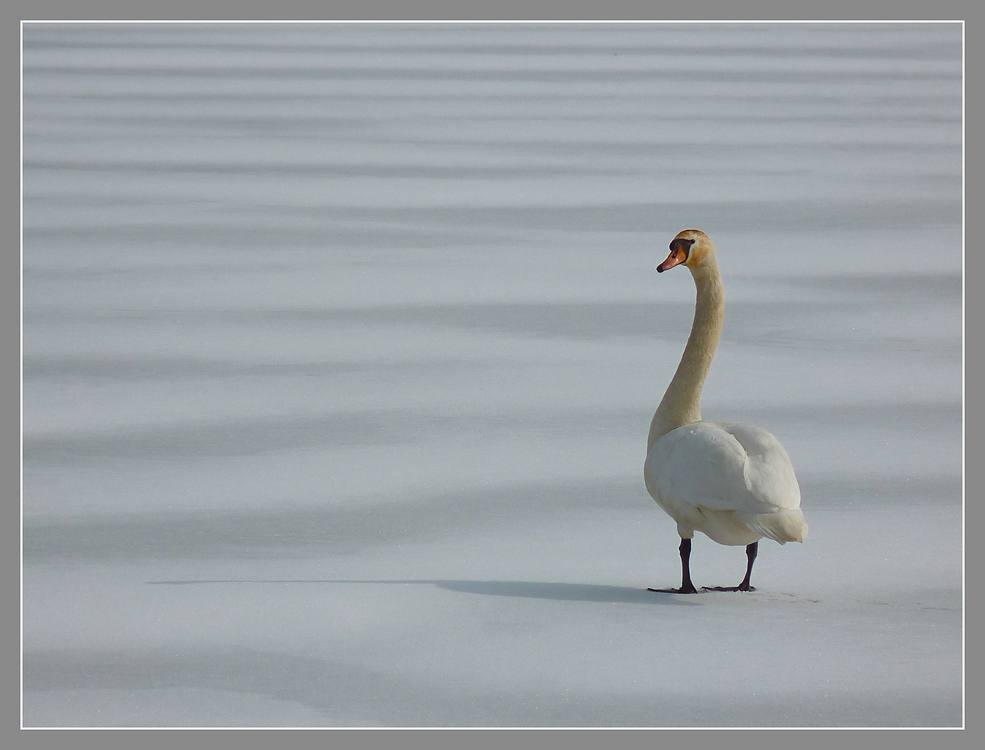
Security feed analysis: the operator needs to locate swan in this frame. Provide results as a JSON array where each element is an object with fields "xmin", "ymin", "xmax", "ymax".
[{"xmin": 644, "ymin": 229, "xmax": 807, "ymax": 593}]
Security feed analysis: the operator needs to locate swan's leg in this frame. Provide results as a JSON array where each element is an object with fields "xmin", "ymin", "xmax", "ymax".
[
  {"xmin": 648, "ymin": 537, "xmax": 699, "ymax": 594},
  {"xmin": 680, "ymin": 537, "xmax": 698, "ymax": 592},
  {"xmin": 738, "ymin": 541, "xmax": 758, "ymax": 591},
  {"xmin": 705, "ymin": 541, "xmax": 758, "ymax": 592}
]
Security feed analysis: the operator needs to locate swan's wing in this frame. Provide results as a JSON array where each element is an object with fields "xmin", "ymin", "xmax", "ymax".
[
  {"xmin": 646, "ymin": 420, "xmax": 801, "ymax": 514},
  {"xmin": 718, "ymin": 421, "xmax": 802, "ymax": 511}
]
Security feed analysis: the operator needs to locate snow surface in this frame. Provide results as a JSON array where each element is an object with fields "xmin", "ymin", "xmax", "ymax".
[{"xmin": 22, "ymin": 22, "xmax": 963, "ymax": 727}]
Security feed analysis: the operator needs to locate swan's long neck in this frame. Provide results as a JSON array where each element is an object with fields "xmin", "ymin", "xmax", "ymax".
[{"xmin": 648, "ymin": 259, "xmax": 724, "ymax": 449}]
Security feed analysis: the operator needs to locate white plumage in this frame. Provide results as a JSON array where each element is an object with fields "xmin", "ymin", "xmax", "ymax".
[
  {"xmin": 645, "ymin": 420, "xmax": 805, "ymax": 546},
  {"xmin": 644, "ymin": 230, "xmax": 806, "ymax": 593}
]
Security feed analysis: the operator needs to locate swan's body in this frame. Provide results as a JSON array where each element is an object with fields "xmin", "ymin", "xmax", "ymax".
[{"xmin": 644, "ymin": 230, "xmax": 806, "ymax": 593}]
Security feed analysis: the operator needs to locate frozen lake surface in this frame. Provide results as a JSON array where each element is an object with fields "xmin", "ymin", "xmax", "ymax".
[{"xmin": 22, "ymin": 22, "xmax": 963, "ymax": 727}]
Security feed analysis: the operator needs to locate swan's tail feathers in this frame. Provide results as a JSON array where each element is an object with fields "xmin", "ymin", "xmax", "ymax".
[{"xmin": 738, "ymin": 509, "xmax": 808, "ymax": 544}]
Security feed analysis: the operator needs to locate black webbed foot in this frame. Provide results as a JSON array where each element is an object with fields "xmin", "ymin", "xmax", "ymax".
[
  {"xmin": 647, "ymin": 584, "xmax": 700, "ymax": 594},
  {"xmin": 648, "ymin": 538, "xmax": 700, "ymax": 594}
]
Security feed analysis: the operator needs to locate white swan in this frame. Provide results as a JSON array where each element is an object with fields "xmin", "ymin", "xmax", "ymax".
[{"xmin": 644, "ymin": 229, "xmax": 807, "ymax": 593}]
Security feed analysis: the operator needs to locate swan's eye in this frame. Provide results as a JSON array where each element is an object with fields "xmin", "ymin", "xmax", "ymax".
[{"xmin": 669, "ymin": 238, "xmax": 694, "ymax": 260}]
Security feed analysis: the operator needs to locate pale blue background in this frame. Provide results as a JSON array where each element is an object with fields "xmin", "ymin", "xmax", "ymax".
[{"xmin": 22, "ymin": 22, "xmax": 962, "ymax": 727}]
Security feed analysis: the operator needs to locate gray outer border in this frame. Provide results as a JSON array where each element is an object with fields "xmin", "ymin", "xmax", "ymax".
[{"xmin": 8, "ymin": 1, "xmax": 974, "ymax": 749}]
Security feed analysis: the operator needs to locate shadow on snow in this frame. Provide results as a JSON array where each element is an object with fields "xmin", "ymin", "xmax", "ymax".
[{"xmin": 146, "ymin": 578, "xmax": 700, "ymax": 605}]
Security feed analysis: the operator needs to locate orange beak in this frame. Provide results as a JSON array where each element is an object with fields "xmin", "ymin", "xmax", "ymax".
[{"xmin": 657, "ymin": 246, "xmax": 687, "ymax": 273}]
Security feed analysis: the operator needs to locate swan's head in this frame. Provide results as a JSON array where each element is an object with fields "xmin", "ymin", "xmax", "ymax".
[{"xmin": 657, "ymin": 229, "xmax": 715, "ymax": 273}]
